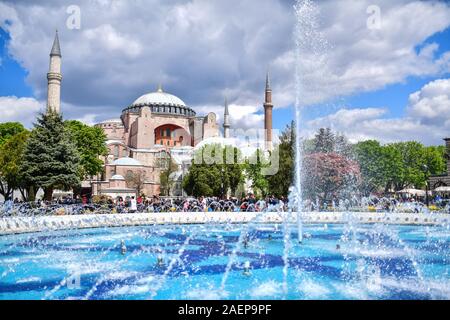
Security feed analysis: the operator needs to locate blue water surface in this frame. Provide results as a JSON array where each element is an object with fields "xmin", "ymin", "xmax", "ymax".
[{"xmin": 0, "ymin": 223, "xmax": 448, "ymax": 300}]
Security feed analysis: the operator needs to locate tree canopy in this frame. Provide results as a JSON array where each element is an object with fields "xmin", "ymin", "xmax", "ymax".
[
  {"xmin": 0, "ymin": 130, "xmax": 30, "ymax": 200},
  {"xmin": 65, "ymin": 120, "xmax": 108, "ymax": 178},
  {"xmin": 21, "ymin": 112, "xmax": 81, "ymax": 200},
  {"xmin": 267, "ymin": 122, "xmax": 294, "ymax": 197},
  {"xmin": 182, "ymin": 144, "xmax": 243, "ymax": 198},
  {"xmin": 0, "ymin": 122, "xmax": 26, "ymax": 146}
]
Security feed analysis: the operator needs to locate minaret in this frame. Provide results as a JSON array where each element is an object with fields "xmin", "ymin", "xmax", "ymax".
[
  {"xmin": 47, "ymin": 30, "xmax": 62, "ymax": 113},
  {"xmin": 223, "ymin": 97, "xmax": 230, "ymax": 138},
  {"xmin": 263, "ymin": 71, "xmax": 273, "ymax": 151}
]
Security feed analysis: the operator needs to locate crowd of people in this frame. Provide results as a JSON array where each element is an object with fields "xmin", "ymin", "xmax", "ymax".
[{"xmin": 3, "ymin": 191, "xmax": 450, "ymax": 215}]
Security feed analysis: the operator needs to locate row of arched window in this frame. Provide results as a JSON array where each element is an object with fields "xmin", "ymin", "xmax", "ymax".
[{"xmin": 122, "ymin": 104, "xmax": 196, "ymax": 116}]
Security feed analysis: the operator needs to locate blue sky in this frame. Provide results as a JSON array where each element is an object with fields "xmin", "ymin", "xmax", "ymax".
[
  {"xmin": 0, "ymin": 28, "xmax": 33, "ymax": 97},
  {"xmin": 0, "ymin": 0, "xmax": 449, "ymax": 145}
]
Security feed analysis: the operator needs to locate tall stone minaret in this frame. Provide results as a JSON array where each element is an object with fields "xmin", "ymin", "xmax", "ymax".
[
  {"xmin": 223, "ymin": 97, "xmax": 230, "ymax": 138},
  {"xmin": 47, "ymin": 30, "xmax": 62, "ymax": 113},
  {"xmin": 263, "ymin": 72, "xmax": 273, "ymax": 151}
]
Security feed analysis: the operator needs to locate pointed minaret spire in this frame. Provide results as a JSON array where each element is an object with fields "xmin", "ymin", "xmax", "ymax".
[
  {"xmin": 223, "ymin": 97, "xmax": 230, "ymax": 138},
  {"xmin": 265, "ymin": 70, "xmax": 271, "ymax": 91},
  {"xmin": 47, "ymin": 30, "xmax": 62, "ymax": 113},
  {"xmin": 224, "ymin": 97, "xmax": 229, "ymax": 115},
  {"xmin": 50, "ymin": 30, "xmax": 62, "ymax": 57}
]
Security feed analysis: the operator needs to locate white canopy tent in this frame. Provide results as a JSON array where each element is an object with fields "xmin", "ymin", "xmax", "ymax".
[
  {"xmin": 434, "ymin": 186, "xmax": 450, "ymax": 192},
  {"xmin": 396, "ymin": 188, "xmax": 428, "ymax": 196}
]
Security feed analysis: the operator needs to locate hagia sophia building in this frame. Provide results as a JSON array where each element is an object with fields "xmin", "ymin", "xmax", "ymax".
[{"xmin": 45, "ymin": 31, "xmax": 273, "ymax": 199}]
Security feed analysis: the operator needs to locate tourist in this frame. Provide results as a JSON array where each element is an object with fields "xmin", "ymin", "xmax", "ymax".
[{"xmin": 129, "ymin": 196, "xmax": 137, "ymax": 213}]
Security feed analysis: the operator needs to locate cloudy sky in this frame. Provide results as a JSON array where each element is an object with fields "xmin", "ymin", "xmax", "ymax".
[{"xmin": 0, "ymin": 0, "xmax": 449, "ymax": 145}]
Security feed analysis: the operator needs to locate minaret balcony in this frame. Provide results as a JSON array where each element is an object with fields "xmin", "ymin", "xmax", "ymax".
[{"xmin": 47, "ymin": 72, "xmax": 62, "ymax": 81}]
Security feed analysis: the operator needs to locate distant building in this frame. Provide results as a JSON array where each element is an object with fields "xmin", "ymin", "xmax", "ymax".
[
  {"xmin": 91, "ymin": 85, "xmax": 220, "ymax": 198},
  {"xmin": 428, "ymin": 138, "xmax": 450, "ymax": 189},
  {"xmin": 30, "ymin": 31, "xmax": 274, "ymax": 201}
]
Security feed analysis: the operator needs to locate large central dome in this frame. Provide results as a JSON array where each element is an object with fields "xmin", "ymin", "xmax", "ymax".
[
  {"xmin": 122, "ymin": 85, "xmax": 196, "ymax": 117},
  {"xmin": 132, "ymin": 86, "xmax": 186, "ymax": 107}
]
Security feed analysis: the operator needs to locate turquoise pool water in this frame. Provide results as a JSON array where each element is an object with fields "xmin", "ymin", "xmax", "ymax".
[{"xmin": 0, "ymin": 223, "xmax": 449, "ymax": 299}]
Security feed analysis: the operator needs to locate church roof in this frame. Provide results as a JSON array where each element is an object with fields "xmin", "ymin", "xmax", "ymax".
[
  {"xmin": 123, "ymin": 85, "xmax": 196, "ymax": 117},
  {"xmin": 132, "ymin": 86, "xmax": 186, "ymax": 107}
]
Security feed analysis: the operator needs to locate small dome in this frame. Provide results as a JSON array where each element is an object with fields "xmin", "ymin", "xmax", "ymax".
[
  {"xmin": 132, "ymin": 86, "xmax": 186, "ymax": 107},
  {"xmin": 110, "ymin": 174, "xmax": 125, "ymax": 180},
  {"xmin": 113, "ymin": 157, "xmax": 142, "ymax": 166}
]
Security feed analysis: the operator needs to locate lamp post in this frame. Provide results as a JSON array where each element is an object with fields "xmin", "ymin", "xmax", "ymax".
[{"xmin": 422, "ymin": 164, "xmax": 429, "ymax": 207}]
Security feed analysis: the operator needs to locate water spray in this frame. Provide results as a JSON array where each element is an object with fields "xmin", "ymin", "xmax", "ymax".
[
  {"xmin": 120, "ymin": 240, "xmax": 127, "ymax": 255},
  {"xmin": 243, "ymin": 261, "xmax": 251, "ymax": 276}
]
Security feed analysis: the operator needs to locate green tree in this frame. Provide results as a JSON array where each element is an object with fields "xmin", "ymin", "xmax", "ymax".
[
  {"xmin": 225, "ymin": 146, "xmax": 243, "ymax": 196},
  {"xmin": 313, "ymin": 127, "xmax": 335, "ymax": 153},
  {"xmin": 64, "ymin": 120, "xmax": 108, "ymax": 178},
  {"xmin": 21, "ymin": 112, "xmax": 81, "ymax": 201},
  {"xmin": 0, "ymin": 122, "xmax": 25, "ymax": 146},
  {"xmin": 182, "ymin": 144, "xmax": 243, "ymax": 197},
  {"xmin": 353, "ymin": 140, "xmax": 387, "ymax": 194},
  {"xmin": 379, "ymin": 141, "xmax": 445, "ymax": 191},
  {"xmin": 423, "ymin": 145, "xmax": 446, "ymax": 176},
  {"xmin": 182, "ymin": 165, "xmax": 218, "ymax": 197},
  {"xmin": 245, "ymin": 149, "xmax": 270, "ymax": 198},
  {"xmin": 303, "ymin": 127, "xmax": 351, "ymax": 156},
  {"xmin": 0, "ymin": 131, "xmax": 30, "ymax": 200},
  {"xmin": 159, "ymin": 156, "xmax": 179, "ymax": 196},
  {"xmin": 267, "ymin": 122, "xmax": 294, "ymax": 197}
]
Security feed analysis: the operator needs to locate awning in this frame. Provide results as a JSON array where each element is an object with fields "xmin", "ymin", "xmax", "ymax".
[
  {"xmin": 434, "ymin": 186, "xmax": 450, "ymax": 192},
  {"xmin": 397, "ymin": 188, "xmax": 426, "ymax": 196}
]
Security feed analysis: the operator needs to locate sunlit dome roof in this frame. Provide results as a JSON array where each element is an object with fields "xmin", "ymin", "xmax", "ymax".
[
  {"xmin": 112, "ymin": 157, "xmax": 142, "ymax": 166},
  {"xmin": 123, "ymin": 85, "xmax": 196, "ymax": 117},
  {"xmin": 132, "ymin": 86, "xmax": 186, "ymax": 107},
  {"xmin": 110, "ymin": 174, "xmax": 125, "ymax": 180}
]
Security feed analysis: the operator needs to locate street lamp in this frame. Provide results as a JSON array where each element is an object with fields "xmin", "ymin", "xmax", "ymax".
[{"xmin": 422, "ymin": 164, "xmax": 429, "ymax": 207}]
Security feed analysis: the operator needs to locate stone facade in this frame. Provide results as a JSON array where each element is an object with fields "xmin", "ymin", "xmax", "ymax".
[{"xmin": 92, "ymin": 86, "xmax": 220, "ymax": 199}]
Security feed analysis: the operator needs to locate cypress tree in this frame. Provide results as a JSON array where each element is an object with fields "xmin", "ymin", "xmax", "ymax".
[{"xmin": 21, "ymin": 111, "xmax": 81, "ymax": 201}]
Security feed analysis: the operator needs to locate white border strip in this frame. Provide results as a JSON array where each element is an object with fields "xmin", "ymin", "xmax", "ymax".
[{"xmin": 0, "ymin": 211, "xmax": 449, "ymax": 235}]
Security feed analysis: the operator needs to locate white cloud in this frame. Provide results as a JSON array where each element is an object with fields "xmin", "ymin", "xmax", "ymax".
[
  {"xmin": 0, "ymin": 0, "xmax": 449, "ymax": 150},
  {"xmin": 305, "ymin": 78, "xmax": 450, "ymax": 145},
  {"xmin": 0, "ymin": 0, "xmax": 449, "ymax": 118},
  {"xmin": 294, "ymin": 0, "xmax": 450, "ymax": 106},
  {"xmin": 195, "ymin": 104, "xmax": 264, "ymax": 131},
  {"xmin": 407, "ymin": 78, "xmax": 450, "ymax": 125},
  {"xmin": 0, "ymin": 96, "xmax": 44, "ymax": 127}
]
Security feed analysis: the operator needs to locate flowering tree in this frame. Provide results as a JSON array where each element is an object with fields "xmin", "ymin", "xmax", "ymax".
[{"xmin": 302, "ymin": 152, "xmax": 361, "ymax": 202}]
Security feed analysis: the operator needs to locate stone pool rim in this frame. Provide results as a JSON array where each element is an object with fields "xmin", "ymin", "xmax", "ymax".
[{"xmin": 0, "ymin": 211, "xmax": 449, "ymax": 236}]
